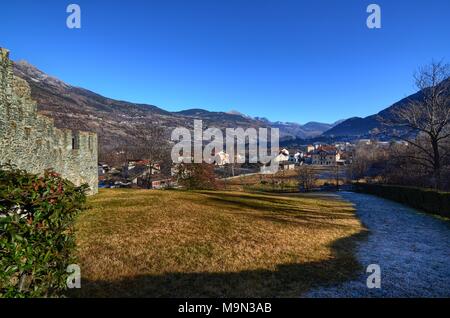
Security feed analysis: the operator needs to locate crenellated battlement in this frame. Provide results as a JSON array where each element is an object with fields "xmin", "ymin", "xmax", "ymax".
[
  {"xmin": 0, "ymin": 48, "xmax": 98, "ymax": 194},
  {"xmin": 0, "ymin": 48, "xmax": 13, "ymax": 109}
]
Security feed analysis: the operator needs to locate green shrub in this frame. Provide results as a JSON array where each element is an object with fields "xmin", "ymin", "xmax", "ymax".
[
  {"xmin": 354, "ymin": 183, "xmax": 450, "ymax": 218},
  {"xmin": 0, "ymin": 166, "xmax": 88, "ymax": 297}
]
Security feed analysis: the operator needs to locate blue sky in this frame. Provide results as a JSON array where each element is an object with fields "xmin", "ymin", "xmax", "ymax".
[{"xmin": 1, "ymin": 0, "xmax": 449, "ymax": 124}]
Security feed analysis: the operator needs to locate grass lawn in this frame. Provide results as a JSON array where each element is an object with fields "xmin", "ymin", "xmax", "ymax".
[
  {"xmin": 74, "ymin": 189, "xmax": 366, "ymax": 297},
  {"xmin": 219, "ymin": 166, "xmax": 348, "ymax": 192}
]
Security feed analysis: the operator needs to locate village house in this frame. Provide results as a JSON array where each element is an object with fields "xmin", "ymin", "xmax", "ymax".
[
  {"xmin": 357, "ymin": 139, "xmax": 372, "ymax": 145},
  {"xmin": 306, "ymin": 145, "xmax": 315, "ymax": 153},
  {"xmin": 98, "ymin": 162, "xmax": 110, "ymax": 176},
  {"xmin": 311, "ymin": 146, "xmax": 341, "ymax": 165},
  {"xmin": 279, "ymin": 161, "xmax": 295, "ymax": 170},
  {"xmin": 273, "ymin": 149, "xmax": 290, "ymax": 163},
  {"xmin": 150, "ymin": 177, "xmax": 173, "ymax": 189},
  {"xmin": 214, "ymin": 150, "xmax": 230, "ymax": 166},
  {"xmin": 97, "ymin": 158, "xmax": 173, "ymax": 189},
  {"xmin": 126, "ymin": 159, "xmax": 160, "ymax": 173},
  {"xmin": 338, "ymin": 151, "xmax": 353, "ymax": 165},
  {"xmin": 259, "ymin": 149, "xmax": 290, "ymax": 174},
  {"xmin": 122, "ymin": 159, "xmax": 174, "ymax": 188},
  {"xmin": 290, "ymin": 152, "xmax": 300, "ymax": 163}
]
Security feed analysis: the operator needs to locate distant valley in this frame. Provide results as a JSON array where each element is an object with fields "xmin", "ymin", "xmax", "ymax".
[
  {"xmin": 13, "ymin": 59, "xmax": 449, "ymax": 154},
  {"xmin": 13, "ymin": 60, "xmax": 342, "ymax": 153}
]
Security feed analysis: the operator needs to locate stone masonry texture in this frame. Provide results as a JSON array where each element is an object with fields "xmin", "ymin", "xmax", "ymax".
[{"xmin": 0, "ymin": 48, "xmax": 98, "ymax": 194}]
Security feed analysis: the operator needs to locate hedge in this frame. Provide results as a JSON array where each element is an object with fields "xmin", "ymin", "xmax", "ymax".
[
  {"xmin": 354, "ymin": 183, "xmax": 450, "ymax": 218},
  {"xmin": 0, "ymin": 166, "xmax": 88, "ymax": 297}
]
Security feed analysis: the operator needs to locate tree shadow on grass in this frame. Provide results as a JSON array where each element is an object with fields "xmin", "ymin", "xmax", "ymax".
[
  {"xmin": 188, "ymin": 194, "xmax": 358, "ymax": 228},
  {"xmin": 72, "ymin": 230, "xmax": 368, "ymax": 298}
]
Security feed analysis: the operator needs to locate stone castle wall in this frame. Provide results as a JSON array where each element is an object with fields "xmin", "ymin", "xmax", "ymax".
[{"xmin": 0, "ymin": 48, "xmax": 98, "ymax": 194}]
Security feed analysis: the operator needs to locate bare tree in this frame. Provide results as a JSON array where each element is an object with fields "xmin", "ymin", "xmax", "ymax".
[
  {"xmin": 385, "ymin": 61, "xmax": 450, "ymax": 189},
  {"xmin": 348, "ymin": 141, "xmax": 390, "ymax": 183},
  {"xmin": 174, "ymin": 162, "xmax": 217, "ymax": 190},
  {"xmin": 134, "ymin": 125, "xmax": 170, "ymax": 188},
  {"xmin": 297, "ymin": 165, "xmax": 318, "ymax": 192},
  {"xmin": 347, "ymin": 143, "xmax": 371, "ymax": 181},
  {"xmin": 333, "ymin": 163, "xmax": 340, "ymax": 190},
  {"xmin": 383, "ymin": 142, "xmax": 430, "ymax": 186},
  {"xmin": 98, "ymin": 138, "xmax": 134, "ymax": 169}
]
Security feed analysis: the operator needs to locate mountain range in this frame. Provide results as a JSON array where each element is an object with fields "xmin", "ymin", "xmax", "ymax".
[
  {"xmin": 324, "ymin": 78, "xmax": 450, "ymax": 138},
  {"xmin": 15, "ymin": 59, "xmax": 447, "ymax": 152},
  {"xmin": 13, "ymin": 60, "xmax": 342, "ymax": 153}
]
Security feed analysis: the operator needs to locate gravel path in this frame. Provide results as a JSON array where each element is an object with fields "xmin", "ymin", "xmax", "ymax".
[{"xmin": 306, "ymin": 192, "xmax": 450, "ymax": 297}]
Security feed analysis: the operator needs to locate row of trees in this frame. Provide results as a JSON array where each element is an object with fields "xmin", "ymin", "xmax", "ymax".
[{"xmin": 350, "ymin": 139, "xmax": 450, "ymax": 190}]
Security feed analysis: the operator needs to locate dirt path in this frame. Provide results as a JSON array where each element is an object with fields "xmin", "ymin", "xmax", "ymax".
[{"xmin": 306, "ymin": 192, "xmax": 450, "ymax": 297}]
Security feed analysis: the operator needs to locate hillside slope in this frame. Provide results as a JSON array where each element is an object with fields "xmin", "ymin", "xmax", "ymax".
[
  {"xmin": 323, "ymin": 80, "xmax": 449, "ymax": 138},
  {"xmin": 13, "ymin": 60, "xmax": 339, "ymax": 153}
]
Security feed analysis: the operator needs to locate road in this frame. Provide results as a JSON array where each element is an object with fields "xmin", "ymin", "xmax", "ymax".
[{"xmin": 306, "ymin": 191, "xmax": 450, "ymax": 297}]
